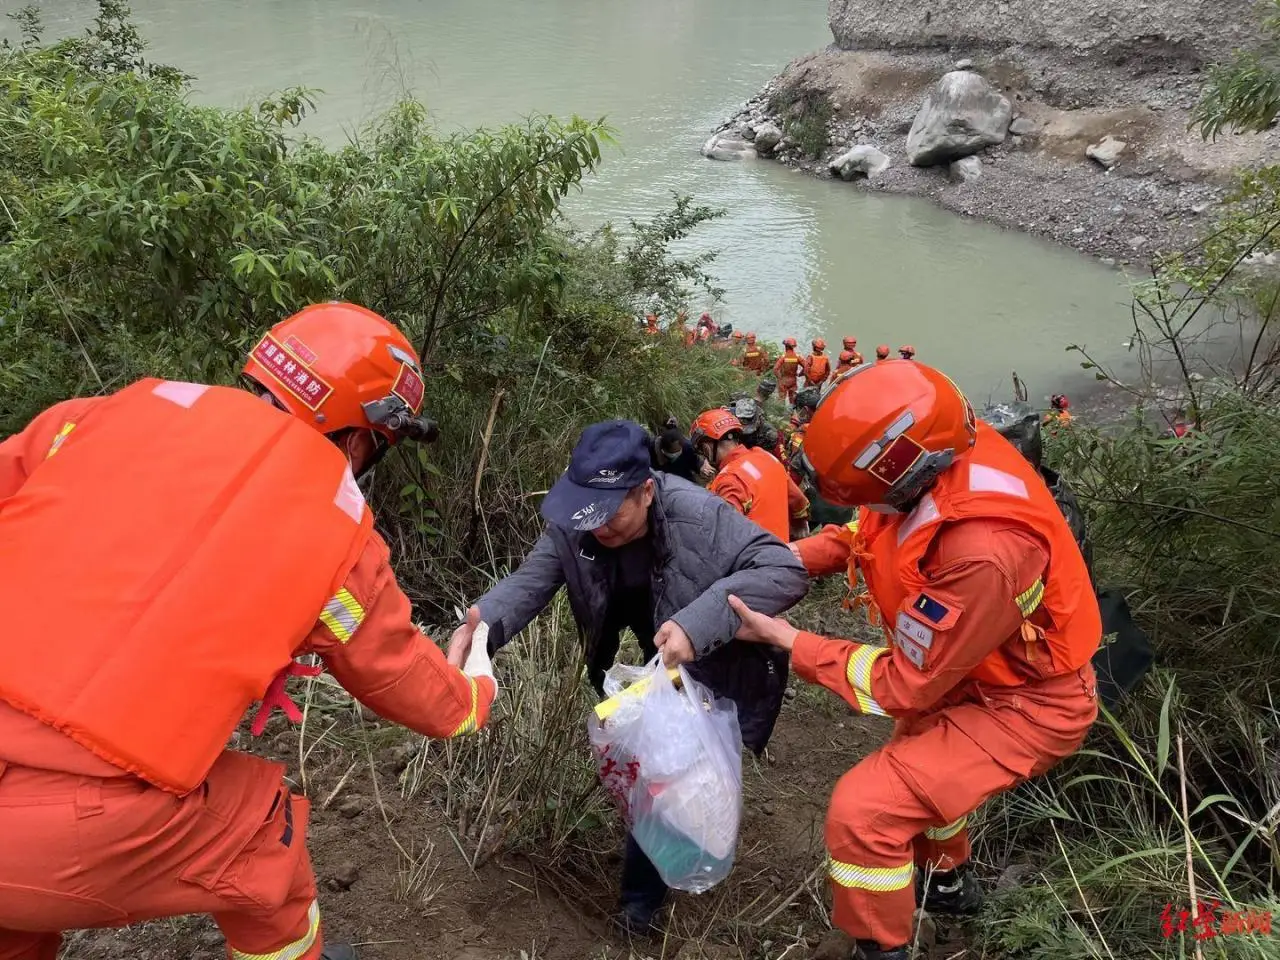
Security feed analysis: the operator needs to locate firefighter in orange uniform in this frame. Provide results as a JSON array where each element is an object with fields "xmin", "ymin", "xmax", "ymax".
[
  {"xmin": 832, "ymin": 350, "xmax": 858, "ymax": 381},
  {"xmin": 874, "ymin": 344, "xmax": 891, "ymax": 361},
  {"xmin": 726, "ymin": 360, "xmax": 1100, "ymax": 960},
  {"xmin": 0, "ymin": 303, "xmax": 497, "ymax": 960},
  {"xmin": 690, "ymin": 409, "xmax": 810, "ymax": 542},
  {"xmin": 741, "ymin": 333, "xmax": 768, "ymax": 374},
  {"xmin": 842, "ymin": 336, "xmax": 864, "ymax": 366},
  {"xmin": 773, "ymin": 337, "xmax": 803, "ymax": 405},
  {"xmin": 643, "ymin": 313, "xmax": 660, "ymax": 335},
  {"xmin": 803, "ymin": 338, "xmax": 832, "ymax": 388},
  {"xmin": 898, "ymin": 345, "xmax": 916, "ymax": 360}
]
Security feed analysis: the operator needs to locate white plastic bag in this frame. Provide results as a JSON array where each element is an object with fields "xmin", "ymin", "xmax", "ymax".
[{"xmin": 588, "ymin": 657, "xmax": 743, "ymax": 893}]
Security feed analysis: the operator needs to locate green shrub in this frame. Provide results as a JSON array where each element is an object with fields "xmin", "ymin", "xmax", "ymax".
[{"xmin": 767, "ymin": 83, "xmax": 832, "ymax": 160}]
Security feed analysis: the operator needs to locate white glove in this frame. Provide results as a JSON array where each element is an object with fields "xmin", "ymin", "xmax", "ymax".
[{"xmin": 463, "ymin": 621, "xmax": 497, "ymax": 697}]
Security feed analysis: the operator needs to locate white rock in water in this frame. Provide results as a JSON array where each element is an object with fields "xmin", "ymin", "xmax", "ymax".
[
  {"xmin": 1087, "ymin": 135, "xmax": 1127, "ymax": 169},
  {"xmin": 753, "ymin": 122, "xmax": 784, "ymax": 153},
  {"xmin": 701, "ymin": 134, "xmax": 758, "ymax": 162},
  {"xmin": 829, "ymin": 144, "xmax": 892, "ymax": 180},
  {"xmin": 906, "ymin": 71, "xmax": 1012, "ymax": 166},
  {"xmin": 949, "ymin": 155, "xmax": 983, "ymax": 182}
]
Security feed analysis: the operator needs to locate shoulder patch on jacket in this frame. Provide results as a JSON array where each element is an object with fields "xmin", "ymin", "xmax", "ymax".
[{"xmin": 895, "ymin": 591, "xmax": 964, "ymax": 671}]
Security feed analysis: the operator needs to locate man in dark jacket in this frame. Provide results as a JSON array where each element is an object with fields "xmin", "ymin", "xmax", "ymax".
[{"xmin": 446, "ymin": 419, "xmax": 808, "ymax": 936}]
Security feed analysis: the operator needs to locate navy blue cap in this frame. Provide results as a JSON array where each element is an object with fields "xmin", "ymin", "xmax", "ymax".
[{"xmin": 541, "ymin": 420, "xmax": 653, "ymax": 531}]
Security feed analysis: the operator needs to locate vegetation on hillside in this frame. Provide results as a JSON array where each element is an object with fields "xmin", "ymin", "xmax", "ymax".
[{"xmin": 5, "ymin": 2, "xmax": 1280, "ymax": 959}]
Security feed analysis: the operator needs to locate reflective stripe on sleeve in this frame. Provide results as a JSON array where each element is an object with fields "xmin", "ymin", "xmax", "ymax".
[
  {"xmin": 1015, "ymin": 579, "xmax": 1045, "ymax": 617},
  {"xmin": 828, "ymin": 857, "xmax": 914, "ymax": 892},
  {"xmin": 925, "ymin": 816, "xmax": 968, "ymax": 841},
  {"xmin": 450, "ymin": 676, "xmax": 480, "ymax": 737},
  {"xmin": 844, "ymin": 644, "xmax": 890, "ymax": 716},
  {"xmin": 45, "ymin": 422, "xmax": 76, "ymax": 458},
  {"xmin": 318, "ymin": 588, "xmax": 365, "ymax": 644},
  {"xmin": 229, "ymin": 899, "xmax": 320, "ymax": 960}
]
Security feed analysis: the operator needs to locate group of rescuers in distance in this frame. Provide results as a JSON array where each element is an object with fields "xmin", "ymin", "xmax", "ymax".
[{"xmin": 0, "ymin": 301, "xmax": 1103, "ymax": 960}]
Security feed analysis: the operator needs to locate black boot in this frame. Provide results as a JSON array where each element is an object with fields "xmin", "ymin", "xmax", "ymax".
[
  {"xmin": 853, "ymin": 942, "xmax": 911, "ymax": 960},
  {"xmin": 320, "ymin": 944, "xmax": 358, "ymax": 960},
  {"xmin": 916, "ymin": 863, "xmax": 984, "ymax": 916},
  {"xmin": 613, "ymin": 834, "xmax": 667, "ymax": 939}
]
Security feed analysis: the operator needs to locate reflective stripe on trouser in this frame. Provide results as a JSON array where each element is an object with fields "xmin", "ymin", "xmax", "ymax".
[
  {"xmin": 229, "ymin": 900, "xmax": 321, "ymax": 960},
  {"xmin": 914, "ymin": 816, "xmax": 971, "ymax": 874},
  {"xmin": 825, "ymin": 686, "xmax": 1095, "ymax": 949},
  {"xmin": 449, "ymin": 676, "xmax": 480, "ymax": 736}
]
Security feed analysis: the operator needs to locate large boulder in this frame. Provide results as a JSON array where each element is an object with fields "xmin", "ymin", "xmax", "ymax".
[
  {"xmin": 753, "ymin": 122, "xmax": 784, "ymax": 154},
  {"xmin": 701, "ymin": 134, "xmax": 757, "ymax": 162},
  {"xmin": 906, "ymin": 72, "xmax": 1012, "ymax": 167},
  {"xmin": 1087, "ymin": 135, "xmax": 1127, "ymax": 169},
  {"xmin": 829, "ymin": 144, "xmax": 892, "ymax": 180}
]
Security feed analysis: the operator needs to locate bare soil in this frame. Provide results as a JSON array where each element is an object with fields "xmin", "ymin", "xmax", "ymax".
[{"xmin": 718, "ymin": 47, "xmax": 1280, "ymax": 265}]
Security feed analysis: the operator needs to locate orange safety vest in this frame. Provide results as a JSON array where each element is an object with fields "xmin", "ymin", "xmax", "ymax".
[
  {"xmin": 777, "ymin": 352, "xmax": 801, "ymax": 383},
  {"xmin": 0, "ymin": 379, "xmax": 373, "ymax": 794},
  {"xmin": 806, "ymin": 354, "xmax": 831, "ymax": 383},
  {"xmin": 742, "ymin": 347, "xmax": 766, "ymax": 372},
  {"xmin": 711, "ymin": 446, "xmax": 791, "ymax": 541},
  {"xmin": 852, "ymin": 423, "xmax": 1099, "ymax": 687}
]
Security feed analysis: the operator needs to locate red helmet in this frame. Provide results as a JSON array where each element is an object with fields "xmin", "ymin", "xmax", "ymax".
[
  {"xmin": 798, "ymin": 360, "xmax": 976, "ymax": 510},
  {"xmin": 812, "ymin": 338, "xmax": 827, "ymax": 351},
  {"xmin": 732, "ymin": 330, "xmax": 745, "ymax": 341},
  {"xmin": 875, "ymin": 344, "xmax": 891, "ymax": 360},
  {"xmin": 783, "ymin": 337, "xmax": 798, "ymax": 348},
  {"xmin": 243, "ymin": 302, "xmax": 434, "ymax": 445},
  {"xmin": 898, "ymin": 344, "xmax": 917, "ymax": 359},
  {"xmin": 1051, "ymin": 394, "xmax": 1070, "ymax": 411},
  {"xmin": 838, "ymin": 350, "xmax": 855, "ymax": 364},
  {"xmin": 843, "ymin": 336, "xmax": 857, "ymax": 350},
  {"xmin": 690, "ymin": 408, "xmax": 744, "ymax": 444},
  {"xmin": 746, "ymin": 332, "xmax": 757, "ymax": 343}
]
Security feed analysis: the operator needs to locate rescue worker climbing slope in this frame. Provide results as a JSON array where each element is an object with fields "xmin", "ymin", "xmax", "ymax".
[
  {"xmin": 0, "ymin": 302, "xmax": 496, "ymax": 960},
  {"xmin": 691, "ymin": 409, "xmax": 810, "ymax": 542},
  {"xmin": 774, "ymin": 337, "xmax": 803, "ymax": 405},
  {"xmin": 742, "ymin": 333, "xmax": 768, "ymax": 374},
  {"xmin": 803, "ymin": 339, "xmax": 831, "ymax": 387},
  {"xmin": 727, "ymin": 360, "xmax": 1100, "ymax": 960}
]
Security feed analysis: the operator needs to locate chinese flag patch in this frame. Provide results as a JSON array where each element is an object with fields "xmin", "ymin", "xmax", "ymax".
[
  {"xmin": 868, "ymin": 434, "xmax": 925, "ymax": 486},
  {"xmin": 391, "ymin": 363, "xmax": 425, "ymax": 413}
]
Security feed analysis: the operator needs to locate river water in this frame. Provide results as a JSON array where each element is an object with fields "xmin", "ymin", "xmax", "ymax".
[{"xmin": 19, "ymin": 0, "xmax": 1139, "ymax": 401}]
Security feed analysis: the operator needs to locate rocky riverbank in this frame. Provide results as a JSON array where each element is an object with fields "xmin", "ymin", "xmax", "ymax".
[{"xmin": 706, "ymin": 45, "xmax": 1280, "ymax": 264}]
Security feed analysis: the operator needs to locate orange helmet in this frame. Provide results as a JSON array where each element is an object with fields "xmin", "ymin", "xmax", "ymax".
[
  {"xmin": 243, "ymin": 302, "xmax": 436, "ymax": 445},
  {"xmin": 690, "ymin": 408, "xmax": 744, "ymax": 444},
  {"xmin": 732, "ymin": 330, "xmax": 745, "ymax": 341},
  {"xmin": 899, "ymin": 344, "xmax": 917, "ymax": 359},
  {"xmin": 746, "ymin": 332, "xmax": 757, "ymax": 343},
  {"xmin": 843, "ymin": 336, "xmax": 857, "ymax": 350},
  {"xmin": 875, "ymin": 344, "xmax": 891, "ymax": 360},
  {"xmin": 838, "ymin": 349, "xmax": 855, "ymax": 364},
  {"xmin": 812, "ymin": 338, "xmax": 826, "ymax": 351},
  {"xmin": 783, "ymin": 337, "xmax": 798, "ymax": 348},
  {"xmin": 797, "ymin": 360, "xmax": 976, "ymax": 511}
]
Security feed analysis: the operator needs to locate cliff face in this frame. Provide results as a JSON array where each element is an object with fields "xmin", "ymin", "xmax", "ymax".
[{"xmin": 827, "ymin": 0, "xmax": 1256, "ymax": 65}]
